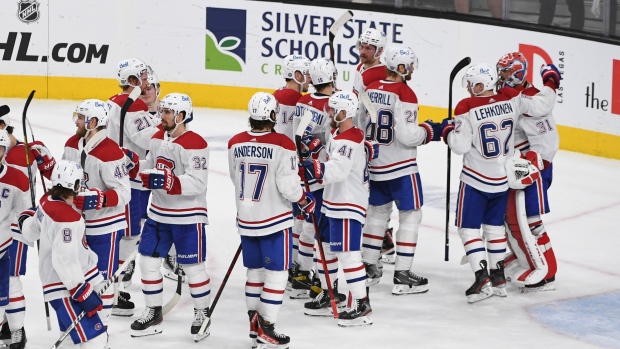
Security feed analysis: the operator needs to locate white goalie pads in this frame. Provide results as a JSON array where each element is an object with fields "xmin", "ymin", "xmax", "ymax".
[
  {"xmin": 504, "ymin": 190, "xmax": 548, "ymax": 287},
  {"xmin": 505, "ymin": 156, "xmax": 540, "ymax": 190}
]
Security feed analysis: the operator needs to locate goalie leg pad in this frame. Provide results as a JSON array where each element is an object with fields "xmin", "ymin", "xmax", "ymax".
[
  {"xmin": 537, "ymin": 232, "xmax": 557, "ymax": 280},
  {"xmin": 458, "ymin": 228, "xmax": 486, "ymax": 273},
  {"xmin": 140, "ymin": 255, "xmax": 164, "ymax": 307},
  {"xmin": 361, "ymin": 203, "xmax": 391, "ymax": 264},
  {"xmin": 260, "ymin": 269, "xmax": 287, "ymax": 324},
  {"xmin": 394, "ymin": 209, "xmax": 422, "ymax": 271},
  {"xmin": 183, "ymin": 262, "xmax": 211, "ymax": 310}
]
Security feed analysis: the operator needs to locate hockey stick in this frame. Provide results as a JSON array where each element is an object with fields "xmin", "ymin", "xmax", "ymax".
[
  {"xmin": 445, "ymin": 57, "xmax": 471, "ymax": 262},
  {"xmin": 329, "ymin": 11, "xmax": 354, "ymax": 64},
  {"xmin": 20, "ymin": 91, "xmax": 53, "ymax": 331},
  {"xmin": 295, "ymin": 111, "xmax": 339, "ymax": 319},
  {"xmin": 162, "ymin": 264, "xmax": 183, "ymax": 316},
  {"xmin": 50, "ymin": 250, "xmax": 138, "ymax": 349},
  {"xmin": 359, "ymin": 92, "xmax": 378, "ymax": 141},
  {"xmin": 119, "ymin": 87, "xmax": 141, "ymax": 148},
  {"xmin": 196, "ymin": 243, "xmax": 242, "ymax": 341},
  {"xmin": 0, "ymin": 105, "xmax": 9, "ymax": 118}
]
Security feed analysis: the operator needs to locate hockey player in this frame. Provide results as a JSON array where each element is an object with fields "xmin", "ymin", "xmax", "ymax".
[
  {"xmin": 496, "ymin": 52, "xmax": 559, "ymax": 291},
  {"xmin": 19, "ymin": 160, "xmax": 108, "ymax": 349},
  {"xmin": 299, "ymin": 91, "xmax": 372, "ymax": 327},
  {"xmin": 352, "ymin": 28, "xmax": 387, "ymax": 130},
  {"xmin": 0, "ymin": 110, "xmax": 55, "ymax": 348},
  {"xmin": 228, "ymin": 92, "xmax": 315, "ymax": 348},
  {"xmin": 131, "ymin": 93, "xmax": 211, "ymax": 341},
  {"xmin": 441, "ymin": 62, "xmax": 561, "ymax": 303},
  {"xmin": 361, "ymin": 46, "xmax": 441, "ymax": 294},
  {"xmin": 61, "ymin": 99, "xmax": 131, "ymax": 329},
  {"xmin": 0, "ymin": 130, "xmax": 30, "ymax": 349},
  {"xmin": 106, "ymin": 58, "xmax": 160, "ymax": 315},
  {"xmin": 139, "ymin": 66, "xmax": 161, "ymax": 116},
  {"xmin": 272, "ymin": 55, "xmax": 310, "ymax": 292}
]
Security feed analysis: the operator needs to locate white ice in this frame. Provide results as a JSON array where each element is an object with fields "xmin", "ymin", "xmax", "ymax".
[{"xmin": 2, "ymin": 98, "xmax": 619, "ymax": 349}]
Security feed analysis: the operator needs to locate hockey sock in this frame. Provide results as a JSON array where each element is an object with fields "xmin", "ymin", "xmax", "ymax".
[
  {"xmin": 291, "ymin": 218, "xmax": 304, "ymax": 264},
  {"xmin": 260, "ymin": 269, "xmax": 287, "ymax": 324},
  {"xmin": 119, "ymin": 235, "xmax": 139, "ymax": 276},
  {"xmin": 315, "ymin": 242, "xmax": 338, "ymax": 288},
  {"xmin": 459, "ymin": 228, "xmax": 486, "ymax": 273},
  {"xmin": 183, "ymin": 263, "xmax": 211, "ymax": 310},
  {"xmin": 95, "ymin": 280, "xmax": 114, "ymax": 327},
  {"xmin": 361, "ymin": 203, "xmax": 391, "ymax": 264},
  {"xmin": 483, "ymin": 224, "xmax": 507, "ymax": 268},
  {"xmin": 139, "ymin": 255, "xmax": 163, "ymax": 307},
  {"xmin": 337, "ymin": 251, "xmax": 366, "ymax": 300},
  {"xmin": 6, "ymin": 277, "xmax": 25, "ymax": 330},
  {"xmin": 394, "ymin": 209, "xmax": 421, "ymax": 271},
  {"xmin": 298, "ymin": 222, "xmax": 315, "ymax": 272},
  {"xmin": 246, "ymin": 268, "xmax": 265, "ymax": 311},
  {"xmin": 0, "ymin": 253, "xmax": 9, "ymax": 318}
]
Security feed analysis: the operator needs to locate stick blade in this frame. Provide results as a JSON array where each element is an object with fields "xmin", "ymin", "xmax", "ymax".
[
  {"xmin": 329, "ymin": 10, "xmax": 354, "ymax": 37},
  {"xmin": 296, "ymin": 110, "xmax": 313, "ymax": 138},
  {"xmin": 0, "ymin": 105, "xmax": 9, "ymax": 118},
  {"xmin": 450, "ymin": 57, "xmax": 471, "ymax": 82}
]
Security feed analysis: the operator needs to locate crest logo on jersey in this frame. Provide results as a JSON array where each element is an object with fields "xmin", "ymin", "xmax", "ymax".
[
  {"xmin": 155, "ymin": 157, "xmax": 176, "ymax": 171},
  {"xmin": 17, "ymin": 0, "xmax": 39, "ymax": 23},
  {"xmin": 205, "ymin": 7, "xmax": 246, "ymax": 72}
]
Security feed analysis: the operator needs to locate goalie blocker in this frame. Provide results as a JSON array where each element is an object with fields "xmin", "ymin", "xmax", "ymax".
[{"xmin": 503, "ymin": 156, "xmax": 557, "ymax": 290}]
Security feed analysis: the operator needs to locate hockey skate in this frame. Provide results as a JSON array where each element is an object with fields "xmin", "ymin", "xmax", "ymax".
[
  {"xmin": 466, "ymin": 261, "xmax": 494, "ymax": 304},
  {"xmin": 9, "ymin": 327, "xmax": 26, "ymax": 349},
  {"xmin": 289, "ymin": 270, "xmax": 312, "ymax": 299},
  {"xmin": 364, "ymin": 262, "xmax": 382, "ymax": 287},
  {"xmin": 520, "ymin": 276, "xmax": 556, "ymax": 293},
  {"xmin": 130, "ymin": 306, "xmax": 163, "ymax": 337},
  {"xmin": 338, "ymin": 297, "xmax": 373, "ymax": 327},
  {"xmin": 122, "ymin": 260, "xmax": 135, "ymax": 288},
  {"xmin": 248, "ymin": 310, "xmax": 258, "ymax": 349},
  {"xmin": 191, "ymin": 308, "xmax": 210, "ymax": 342},
  {"xmin": 112, "ymin": 290, "xmax": 135, "ymax": 317},
  {"xmin": 303, "ymin": 283, "xmax": 347, "ymax": 317},
  {"xmin": 285, "ymin": 262, "xmax": 299, "ymax": 292},
  {"xmin": 163, "ymin": 254, "xmax": 186, "ymax": 283},
  {"xmin": 392, "ymin": 270, "xmax": 429, "ymax": 295},
  {"xmin": 256, "ymin": 313, "xmax": 290, "ymax": 349},
  {"xmin": 0, "ymin": 322, "xmax": 9, "ymax": 345},
  {"xmin": 490, "ymin": 261, "xmax": 507, "ymax": 297},
  {"xmin": 308, "ymin": 274, "xmax": 322, "ymax": 298}
]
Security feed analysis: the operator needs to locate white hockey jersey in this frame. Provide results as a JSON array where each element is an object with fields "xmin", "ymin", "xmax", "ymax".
[
  {"xmin": 107, "ymin": 93, "xmax": 161, "ymax": 191},
  {"xmin": 141, "ymin": 129, "xmax": 209, "ymax": 225},
  {"xmin": 447, "ymin": 86, "xmax": 556, "ymax": 193},
  {"xmin": 62, "ymin": 132, "xmax": 131, "ymax": 235},
  {"xmin": 294, "ymin": 93, "xmax": 331, "ymax": 192},
  {"xmin": 228, "ymin": 131, "xmax": 303, "ymax": 237},
  {"xmin": 6, "ymin": 142, "xmax": 39, "ymax": 247},
  {"xmin": 513, "ymin": 85, "xmax": 560, "ymax": 163},
  {"xmin": 273, "ymin": 88, "xmax": 302, "ymax": 142},
  {"xmin": 0, "ymin": 165, "xmax": 30, "ymax": 257},
  {"xmin": 352, "ymin": 63, "xmax": 387, "ymax": 130},
  {"xmin": 20, "ymin": 194, "xmax": 102, "ymax": 302},
  {"xmin": 321, "ymin": 127, "xmax": 368, "ymax": 224},
  {"xmin": 365, "ymin": 80, "xmax": 428, "ymax": 181}
]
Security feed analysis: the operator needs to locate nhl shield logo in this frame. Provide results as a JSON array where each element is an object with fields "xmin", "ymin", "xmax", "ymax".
[{"xmin": 17, "ymin": 0, "xmax": 40, "ymax": 23}]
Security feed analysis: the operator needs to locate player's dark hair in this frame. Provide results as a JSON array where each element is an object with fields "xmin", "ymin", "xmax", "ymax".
[
  {"xmin": 313, "ymin": 82, "xmax": 333, "ymax": 93},
  {"xmin": 47, "ymin": 186, "xmax": 77, "ymax": 200},
  {"xmin": 0, "ymin": 120, "xmax": 12, "ymax": 134},
  {"xmin": 249, "ymin": 116, "xmax": 275, "ymax": 131}
]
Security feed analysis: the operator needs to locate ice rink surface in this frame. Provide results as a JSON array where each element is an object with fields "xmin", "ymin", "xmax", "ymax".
[{"xmin": 2, "ymin": 98, "xmax": 619, "ymax": 349}]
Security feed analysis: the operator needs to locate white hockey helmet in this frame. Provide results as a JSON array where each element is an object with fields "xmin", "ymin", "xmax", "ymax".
[
  {"xmin": 356, "ymin": 28, "xmax": 387, "ymax": 58},
  {"xmin": 116, "ymin": 58, "xmax": 148, "ymax": 87},
  {"xmin": 73, "ymin": 99, "xmax": 109, "ymax": 131},
  {"xmin": 0, "ymin": 105, "xmax": 10, "ymax": 128},
  {"xmin": 146, "ymin": 65, "xmax": 161, "ymax": 97},
  {"xmin": 462, "ymin": 63, "xmax": 498, "ymax": 95},
  {"xmin": 309, "ymin": 58, "xmax": 337, "ymax": 86},
  {"xmin": 160, "ymin": 93, "xmax": 193, "ymax": 124},
  {"xmin": 248, "ymin": 92, "xmax": 279, "ymax": 121},
  {"xmin": 328, "ymin": 90, "xmax": 358, "ymax": 124},
  {"xmin": 0, "ymin": 129, "xmax": 10, "ymax": 162},
  {"xmin": 384, "ymin": 46, "xmax": 418, "ymax": 77},
  {"xmin": 506, "ymin": 156, "xmax": 541, "ymax": 190},
  {"xmin": 51, "ymin": 160, "xmax": 83, "ymax": 193},
  {"xmin": 283, "ymin": 55, "xmax": 311, "ymax": 85}
]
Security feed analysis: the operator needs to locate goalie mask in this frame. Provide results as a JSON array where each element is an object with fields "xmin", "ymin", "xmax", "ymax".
[
  {"xmin": 497, "ymin": 52, "xmax": 528, "ymax": 89},
  {"xmin": 506, "ymin": 156, "xmax": 540, "ymax": 190}
]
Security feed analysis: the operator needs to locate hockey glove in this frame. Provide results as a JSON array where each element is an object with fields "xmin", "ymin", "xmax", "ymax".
[
  {"xmin": 300, "ymin": 160, "xmax": 324, "ymax": 181},
  {"xmin": 297, "ymin": 192, "xmax": 316, "ymax": 222},
  {"xmin": 122, "ymin": 147, "xmax": 140, "ymax": 178},
  {"xmin": 540, "ymin": 64, "xmax": 562, "ymax": 89},
  {"xmin": 140, "ymin": 168, "xmax": 181, "ymax": 194},
  {"xmin": 524, "ymin": 150, "xmax": 545, "ymax": 171},
  {"xmin": 74, "ymin": 188, "xmax": 106, "ymax": 211},
  {"xmin": 17, "ymin": 207, "xmax": 36, "ymax": 232},
  {"xmin": 297, "ymin": 164, "xmax": 307, "ymax": 183},
  {"xmin": 300, "ymin": 134, "xmax": 324, "ymax": 160},
  {"xmin": 29, "ymin": 141, "xmax": 56, "ymax": 179},
  {"xmin": 441, "ymin": 118, "xmax": 455, "ymax": 145},
  {"xmin": 364, "ymin": 140, "xmax": 379, "ymax": 163},
  {"xmin": 70, "ymin": 283, "xmax": 103, "ymax": 318},
  {"xmin": 420, "ymin": 120, "xmax": 442, "ymax": 143}
]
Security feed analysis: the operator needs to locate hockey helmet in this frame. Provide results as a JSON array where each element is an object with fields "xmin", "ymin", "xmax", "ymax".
[
  {"xmin": 116, "ymin": 58, "xmax": 148, "ymax": 87},
  {"xmin": 51, "ymin": 160, "xmax": 83, "ymax": 193},
  {"xmin": 462, "ymin": 63, "xmax": 498, "ymax": 95},
  {"xmin": 248, "ymin": 92, "xmax": 279, "ymax": 122}
]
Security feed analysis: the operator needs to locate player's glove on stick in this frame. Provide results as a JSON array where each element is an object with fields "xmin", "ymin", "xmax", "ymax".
[
  {"xmin": 441, "ymin": 118, "xmax": 455, "ymax": 145},
  {"xmin": 74, "ymin": 188, "xmax": 105, "ymax": 211},
  {"xmin": 540, "ymin": 64, "xmax": 562, "ymax": 89},
  {"xmin": 364, "ymin": 140, "xmax": 379, "ymax": 163},
  {"xmin": 122, "ymin": 147, "xmax": 140, "ymax": 178},
  {"xmin": 297, "ymin": 192, "xmax": 316, "ymax": 222},
  {"xmin": 300, "ymin": 160, "xmax": 324, "ymax": 181},
  {"xmin": 70, "ymin": 282, "xmax": 103, "ymax": 318},
  {"xmin": 420, "ymin": 120, "xmax": 442, "ymax": 143},
  {"xmin": 140, "ymin": 168, "xmax": 181, "ymax": 194},
  {"xmin": 301, "ymin": 134, "xmax": 324, "ymax": 160},
  {"xmin": 29, "ymin": 141, "xmax": 56, "ymax": 178}
]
